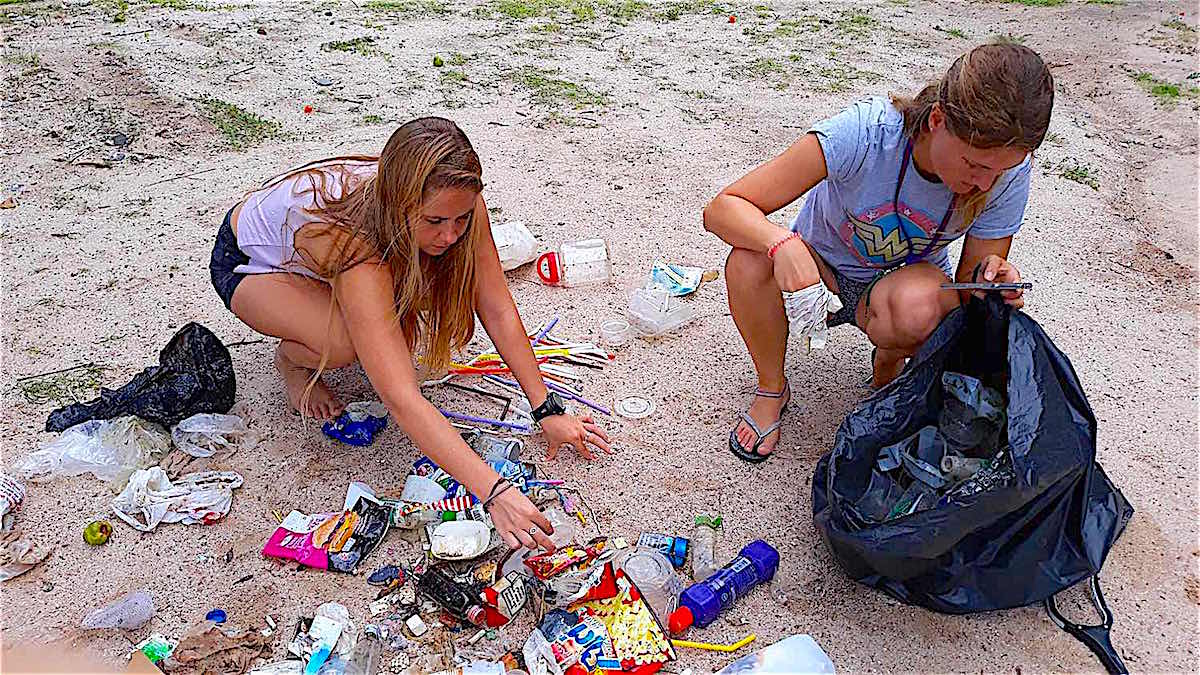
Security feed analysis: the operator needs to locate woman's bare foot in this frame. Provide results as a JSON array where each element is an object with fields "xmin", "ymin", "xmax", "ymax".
[
  {"xmin": 872, "ymin": 347, "xmax": 907, "ymax": 389},
  {"xmin": 731, "ymin": 382, "xmax": 791, "ymax": 459},
  {"xmin": 274, "ymin": 344, "xmax": 345, "ymax": 420}
]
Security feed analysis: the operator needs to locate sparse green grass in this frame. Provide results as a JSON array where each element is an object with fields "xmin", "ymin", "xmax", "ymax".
[
  {"xmin": 1162, "ymin": 18, "xmax": 1196, "ymax": 33},
  {"xmin": 362, "ymin": 114, "xmax": 385, "ymax": 124},
  {"xmin": 1057, "ymin": 160, "xmax": 1099, "ymax": 190},
  {"xmin": 448, "ymin": 52, "xmax": 469, "ymax": 65},
  {"xmin": 365, "ymin": 0, "xmax": 452, "ymax": 14},
  {"xmin": 685, "ymin": 89, "xmax": 711, "ymax": 99},
  {"xmin": 1044, "ymin": 131, "xmax": 1062, "ymax": 145},
  {"xmin": 148, "ymin": 0, "xmax": 193, "ymax": 8},
  {"xmin": 1084, "ymin": 0, "xmax": 1124, "ymax": 5},
  {"xmin": 934, "ymin": 25, "xmax": 969, "ymax": 39},
  {"xmin": 0, "ymin": 0, "xmax": 35, "ymax": 5},
  {"xmin": 745, "ymin": 57, "xmax": 784, "ymax": 79},
  {"xmin": 321, "ymin": 36, "xmax": 379, "ymax": 56},
  {"xmin": 440, "ymin": 68, "xmax": 469, "ymax": 86},
  {"xmin": 815, "ymin": 64, "xmax": 881, "ymax": 92},
  {"xmin": 1004, "ymin": 0, "xmax": 1066, "ymax": 6},
  {"xmin": 511, "ymin": 66, "xmax": 608, "ymax": 109},
  {"xmin": 199, "ymin": 98, "xmax": 281, "ymax": 149},
  {"xmin": 98, "ymin": 0, "xmax": 129, "ymax": 22},
  {"xmin": 774, "ymin": 16, "xmax": 821, "ymax": 37},
  {"xmin": 16, "ymin": 363, "xmax": 107, "ymax": 406},
  {"xmin": 1132, "ymin": 71, "xmax": 1200, "ymax": 104},
  {"xmin": 834, "ymin": 9, "xmax": 877, "ymax": 37},
  {"xmin": 482, "ymin": 0, "xmax": 716, "ymax": 22},
  {"xmin": 3, "ymin": 50, "xmax": 39, "ymax": 67},
  {"xmin": 991, "ymin": 32, "xmax": 1028, "ymax": 44}
]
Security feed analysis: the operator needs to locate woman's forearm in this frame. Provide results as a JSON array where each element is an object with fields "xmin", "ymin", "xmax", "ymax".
[
  {"xmin": 386, "ymin": 389, "xmax": 500, "ymax": 499},
  {"xmin": 479, "ymin": 297, "xmax": 549, "ymax": 409},
  {"xmin": 703, "ymin": 193, "xmax": 792, "ymax": 252}
]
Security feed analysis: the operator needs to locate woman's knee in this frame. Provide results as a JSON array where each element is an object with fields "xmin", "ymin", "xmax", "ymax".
[
  {"xmin": 886, "ymin": 281, "xmax": 958, "ymax": 344},
  {"xmin": 725, "ymin": 247, "xmax": 774, "ymax": 288}
]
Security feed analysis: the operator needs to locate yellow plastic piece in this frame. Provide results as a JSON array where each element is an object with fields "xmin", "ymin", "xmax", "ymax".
[{"xmin": 671, "ymin": 633, "xmax": 757, "ymax": 653}]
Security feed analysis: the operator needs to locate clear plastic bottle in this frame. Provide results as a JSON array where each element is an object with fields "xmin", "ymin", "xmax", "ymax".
[
  {"xmin": 536, "ymin": 239, "xmax": 611, "ymax": 287},
  {"xmin": 691, "ymin": 514, "xmax": 721, "ymax": 581},
  {"xmin": 343, "ymin": 635, "xmax": 382, "ymax": 675}
]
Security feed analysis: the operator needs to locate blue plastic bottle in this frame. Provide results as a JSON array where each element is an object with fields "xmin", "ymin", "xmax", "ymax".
[{"xmin": 667, "ymin": 539, "xmax": 779, "ymax": 634}]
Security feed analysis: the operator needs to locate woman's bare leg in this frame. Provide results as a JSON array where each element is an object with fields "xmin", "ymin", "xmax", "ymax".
[
  {"xmin": 724, "ymin": 244, "xmax": 837, "ymax": 456},
  {"xmin": 856, "ymin": 263, "xmax": 960, "ymax": 388},
  {"xmin": 229, "ymin": 273, "xmax": 356, "ymax": 420}
]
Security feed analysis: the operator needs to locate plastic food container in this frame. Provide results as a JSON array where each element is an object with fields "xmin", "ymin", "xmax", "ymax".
[{"xmin": 599, "ymin": 319, "xmax": 633, "ymax": 347}]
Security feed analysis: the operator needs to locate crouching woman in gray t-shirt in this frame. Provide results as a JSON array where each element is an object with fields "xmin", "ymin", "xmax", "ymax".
[{"xmin": 704, "ymin": 43, "xmax": 1054, "ymax": 463}]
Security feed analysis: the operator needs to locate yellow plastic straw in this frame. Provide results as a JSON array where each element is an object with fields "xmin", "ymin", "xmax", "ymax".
[{"xmin": 671, "ymin": 634, "xmax": 757, "ymax": 653}]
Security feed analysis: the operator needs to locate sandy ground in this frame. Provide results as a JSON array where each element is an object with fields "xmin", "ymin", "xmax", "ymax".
[{"xmin": 1, "ymin": 0, "xmax": 1197, "ymax": 672}]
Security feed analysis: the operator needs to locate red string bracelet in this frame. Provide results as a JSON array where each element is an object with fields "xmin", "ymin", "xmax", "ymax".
[{"xmin": 767, "ymin": 232, "xmax": 801, "ymax": 260}]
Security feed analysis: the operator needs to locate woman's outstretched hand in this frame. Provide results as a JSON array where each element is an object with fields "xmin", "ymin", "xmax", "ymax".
[
  {"xmin": 976, "ymin": 254, "xmax": 1025, "ymax": 309},
  {"xmin": 487, "ymin": 487, "xmax": 556, "ymax": 551},
  {"xmin": 540, "ymin": 413, "xmax": 612, "ymax": 460}
]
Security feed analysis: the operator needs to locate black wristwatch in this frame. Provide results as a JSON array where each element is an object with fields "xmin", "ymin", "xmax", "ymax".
[{"xmin": 531, "ymin": 392, "xmax": 568, "ymax": 424}]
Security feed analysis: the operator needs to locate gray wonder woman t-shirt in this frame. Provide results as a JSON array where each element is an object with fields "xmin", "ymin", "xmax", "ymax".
[{"xmin": 790, "ymin": 97, "xmax": 1032, "ymax": 283}]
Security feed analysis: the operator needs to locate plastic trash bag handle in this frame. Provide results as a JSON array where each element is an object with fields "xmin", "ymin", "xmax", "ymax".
[{"xmin": 1044, "ymin": 575, "xmax": 1128, "ymax": 674}]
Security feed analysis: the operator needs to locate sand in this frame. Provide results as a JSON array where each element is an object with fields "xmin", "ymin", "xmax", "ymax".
[{"xmin": 1, "ymin": 0, "xmax": 1197, "ymax": 673}]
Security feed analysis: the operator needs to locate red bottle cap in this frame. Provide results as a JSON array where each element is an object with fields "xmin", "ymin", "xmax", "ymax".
[
  {"xmin": 667, "ymin": 606, "xmax": 693, "ymax": 634},
  {"xmin": 466, "ymin": 605, "xmax": 486, "ymax": 626}
]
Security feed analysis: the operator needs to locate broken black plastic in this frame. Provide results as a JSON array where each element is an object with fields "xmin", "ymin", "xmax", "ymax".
[{"xmin": 46, "ymin": 322, "xmax": 235, "ymax": 432}]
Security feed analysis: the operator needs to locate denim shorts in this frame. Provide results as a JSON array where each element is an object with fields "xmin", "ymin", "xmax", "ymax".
[{"xmin": 209, "ymin": 207, "xmax": 248, "ymax": 311}]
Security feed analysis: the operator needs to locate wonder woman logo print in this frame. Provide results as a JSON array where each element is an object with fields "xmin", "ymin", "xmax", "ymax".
[{"xmin": 841, "ymin": 202, "xmax": 957, "ymax": 269}]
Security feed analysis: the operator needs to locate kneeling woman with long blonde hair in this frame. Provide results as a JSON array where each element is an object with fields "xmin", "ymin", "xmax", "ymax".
[{"xmin": 208, "ymin": 117, "xmax": 609, "ymax": 549}]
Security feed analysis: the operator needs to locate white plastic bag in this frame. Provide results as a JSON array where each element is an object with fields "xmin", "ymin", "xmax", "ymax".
[
  {"xmin": 0, "ymin": 530, "xmax": 52, "ymax": 582},
  {"xmin": 782, "ymin": 280, "xmax": 844, "ymax": 351},
  {"xmin": 111, "ymin": 467, "xmax": 243, "ymax": 531},
  {"xmin": 81, "ymin": 589, "xmax": 154, "ymax": 630},
  {"xmin": 492, "ymin": 221, "xmax": 541, "ymax": 271},
  {"xmin": 171, "ymin": 413, "xmax": 255, "ymax": 458},
  {"xmin": 13, "ymin": 417, "xmax": 170, "ymax": 486},
  {"xmin": 0, "ymin": 473, "xmax": 25, "ymax": 531},
  {"xmin": 716, "ymin": 634, "xmax": 835, "ymax": 674}
]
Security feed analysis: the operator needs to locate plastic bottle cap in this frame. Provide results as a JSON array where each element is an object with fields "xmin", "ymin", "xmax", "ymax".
[
  {"xmin": 205, "ymin": 609, "xmax": 227, "ymax": 623},
  {"xmin": 667, "ymin": 606, "xmax": 693, "ymax": 634}
]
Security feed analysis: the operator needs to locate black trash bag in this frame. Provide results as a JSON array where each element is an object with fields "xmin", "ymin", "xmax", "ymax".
[
  {"xmin": 46, "ymin": 323, "xmax": 236, "ymax": 432},
  {"xmin": 813, "ymin": 294, "xmax": 1133, "ymax": 615}
]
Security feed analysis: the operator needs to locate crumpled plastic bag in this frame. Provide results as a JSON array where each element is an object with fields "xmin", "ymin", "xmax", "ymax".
[
  {"xmin": 782, "ymin": 280, "xmax": 843, "ymax": 350},
  {"xmin": 14, "ymin": 416, "xmax": 171, "ymax": 487},
  {"xmin": 46, "ymin": 322, "xmax": 236, "ymax": 432},
  {"xmin": 0, "ymin": 530, "xmax": 52, "ymax": 582},
  {"xmin": 82, "ymin": 589, "xmax": 154, "ymax": 629},
  {"xmin": 160, "ymin": 620, "xmax": 272, "ymax": 674},
  {"xmin": 112, "ymin": 467, "xmax": 244, "ymax": 532},
  {"xmin": 172, "ymin": 413, "xmax": 255, "ymax": 458},
  {"xmin": 0, "ymin": 473, "xmax": 25, "ymax": 531}
]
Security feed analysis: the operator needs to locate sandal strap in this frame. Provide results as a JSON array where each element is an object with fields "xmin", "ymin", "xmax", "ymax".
[
  {"xmin": 753, "ymin": 381, "xmax": 791, "ymax": 399},
  {"xmin": 737, "ymin": 412, "xmax": 783, "ymax": 441}
]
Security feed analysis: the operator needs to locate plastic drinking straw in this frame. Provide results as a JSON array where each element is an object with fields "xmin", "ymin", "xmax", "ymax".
[
  {"xmin": 484, "ymin": 375, "xmax": 612, "ymax": 417},
  {"xmin": 671, "ymin": 634, "xmax": 757, "ymax": 653},
  {"xmin": 438, "ymin": 408, "xmax": 530, "ymax": 432},
  {"xmin": 532, "ymin": 317, "xmax": 559, "ymax": 346}
]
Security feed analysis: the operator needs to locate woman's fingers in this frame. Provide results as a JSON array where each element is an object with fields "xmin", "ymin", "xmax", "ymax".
[
  {"xmin": 585, "ymin": 422, "xmax": 611, "ymax": 442},
  {"xmin": 498, "ymin": 527, "xmax": 520, "ymax": 550},
  {"xmin": 584, "ymin": 426, "xmax": 613, "ymax": 454},
  {"xmin": 513, "ymin": 528, "xmax": 536, "ymax": 550}
]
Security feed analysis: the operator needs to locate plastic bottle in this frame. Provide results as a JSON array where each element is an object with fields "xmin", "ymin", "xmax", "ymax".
[
  {"xmin": 613, "ymin": 547, "xmax": 685, "ymax": 620},
  {"xmin": 714, "ymin": 634, "xmax": 835, "ymax": 674},
  {"xmin": 343, "ymin": 634, "xmax": 382, "ymax": 675},
  {"xmin": 81, "ymin": 589, "xmax": 154, "ymax": 630},
  {"xmin": 667, "ymin": 540, "xmax": 779, "ymax": 634},
  {"xmin": 691, "ymin": 514, "xmax": 722, "ymax": 581},
  {"xmin": 536, "ymin": 239, "xmax": 611, "ymax": 287}
]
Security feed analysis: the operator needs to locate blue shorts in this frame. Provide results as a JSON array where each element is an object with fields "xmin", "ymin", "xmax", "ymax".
[{"xmin": 208, "ymin": 208, "xmax": 247, "ymax": 311}]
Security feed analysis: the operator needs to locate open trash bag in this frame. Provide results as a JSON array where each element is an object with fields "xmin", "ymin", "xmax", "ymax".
[
  {"xmin": 46, "ymin": 323, "xmax": 235, "ymax": 432},
  {"xmin": 813, "ymin": 294, "xmax": 1133, "ymax": 615}
]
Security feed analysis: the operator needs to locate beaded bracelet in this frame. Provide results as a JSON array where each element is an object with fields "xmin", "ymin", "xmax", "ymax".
[{"xmin": 767, "ymin": 232, "xmax": 801, "ymax": 260}]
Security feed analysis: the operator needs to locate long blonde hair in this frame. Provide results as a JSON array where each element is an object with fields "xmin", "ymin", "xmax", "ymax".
[
  {"xmin": 891, "ymin": 42, "xmax": 1054, "ymax": 227},
  {"xmin": 266, "ymin": 118, "xmax": 483, "ymax": 411}
]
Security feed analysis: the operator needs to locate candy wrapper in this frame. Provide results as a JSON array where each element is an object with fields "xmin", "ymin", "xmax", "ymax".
[
  {"xmin": 646, "ymin": 262, "xmax": 718, "ymax": 297},
  {"xmin": 528, "ymin": 609, "xmax": 617, "ymax": 675},
  {"xmin": 261, "ymin": 496, "xmax": 390, "ymax": 573},
  {"xmin": 525, "ymin": 537, "xmax": 611, "ymax": 580},
  {"xmin": 573, "ymin": 569, "xmax": 677, "ymax": 670}
]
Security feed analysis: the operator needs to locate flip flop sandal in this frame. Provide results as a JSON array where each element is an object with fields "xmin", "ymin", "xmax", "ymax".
[{"xmin": 728, "ymin": 383, "xmax": 791, "ymax": 464}]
